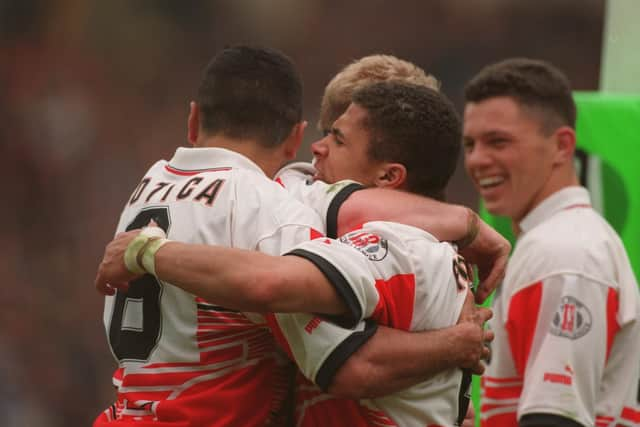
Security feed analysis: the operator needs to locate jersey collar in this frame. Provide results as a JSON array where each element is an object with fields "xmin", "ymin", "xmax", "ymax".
[
  {"xmin": 519, "ymin": 186, "xmax": 591, "ymax": 234},
  {"xmin": 168, "ymin": 147, "xmax": 266, "ymax": 176}
]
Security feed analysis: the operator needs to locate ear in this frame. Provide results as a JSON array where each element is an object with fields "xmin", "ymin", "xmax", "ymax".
[
  {"xmin": 553, "ymin": 126, "xmax": 576, "ymax": 166},
  {"xmin": 187, "ymin": 101, "xmax": 200, "ymax": 146},
  {"xmin": 374, "ymin": 163, "xmax": 407, "ymax": 189},
  {"xmin": 283, "ymin": 121, "xmax": 307, "ymax": 160}
]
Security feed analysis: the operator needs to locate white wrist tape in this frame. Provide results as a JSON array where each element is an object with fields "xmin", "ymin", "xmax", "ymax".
[{"xmin": 124, "ymin": 226, "xmax": 168, "ymax": 275}]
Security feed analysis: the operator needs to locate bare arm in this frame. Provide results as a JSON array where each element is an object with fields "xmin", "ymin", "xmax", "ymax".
[
  {"xmin": 153, "ymin": 242, "xmax": 347, "ymax": 314},
  {"xmin": 337, "ymin": 188, "xmax": 510, "ymax": 302},
  {"xmin": 337, "ymin": 188, "xmax": 469, "ymax": 241},
  {"xmin": 94, "ymin": 229, "xmax": 347, "ymax": 315},
  {"xmin": 329, "ymin": 291, "xmax": 494, "ymax": 398}
]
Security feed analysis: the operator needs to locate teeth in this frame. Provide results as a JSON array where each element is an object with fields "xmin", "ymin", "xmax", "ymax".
[{"xmin": 478, "ymin": 176, "xmax": 504, "ymax": 187}]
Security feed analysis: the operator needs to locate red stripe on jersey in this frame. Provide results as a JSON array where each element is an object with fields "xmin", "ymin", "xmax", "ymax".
[
  {"xmin": 482, "ymin": 376, "xmax": 523, "ymax": 384},
  {"xmin": 371, "ymin": 274, "xmax": 416, "ymax": 331},
  {"xmin": 621, "ymin": 406, "xmax": 640, "ymax": 423},
  {"xmin": 164, "ymin": 164, "xmax": 232, "ymax": 176},
  {"xmin": 483, "ymin": 384, "xmax": 522, "ymax": 399},
  {"xmin": 595, "ymin": 415, "xmax": 615, "ymax": 427},
  {"xmin": 506, "ymin": 282, "xmax": 542, "ymax": 376},
  {"xmin": 200, "ymin": 343, "xmax": 244, "ymax": 364},
  {"xmin": 480, "ymin": 411, "xmax": 517, "ymax": 427},
  {"xmin": 264, "ymin": 313, "xmax": 294, "ymax": 360},
  {"xmin": 310, "ymin": 228, "xmax": 324, "ymax": 240},
  {"xmin": 605, "ymin": 287, "xmax": 620, "ymax": 362},
  {"xmin": 563, "ymin": 203, "xmax": 591, "ymax": 210},
  {"xmin": 275, "ymin": 177, "xmax": 285, "ymax": 187}
]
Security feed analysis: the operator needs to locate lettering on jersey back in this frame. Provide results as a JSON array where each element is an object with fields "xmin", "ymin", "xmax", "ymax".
[
  {"xmin": 128, "ymin": 176, "xmax": 226, "ymax": 207},
  {"xmin": 129, "ymin": 178, "xmax": 151, "ymax": 205},
  {"xmin": 177, "ymin": 177, "xmax": 203, "ymax": 199},
  {"xmin": 550, "ymin": 296, "xmax": 592, "ymax": 340}
]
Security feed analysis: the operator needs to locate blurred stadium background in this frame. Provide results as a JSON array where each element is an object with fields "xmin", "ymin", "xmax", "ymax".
[{"xmin": 0, "ymin": 1, "xmax": 616, "ymax": 425}]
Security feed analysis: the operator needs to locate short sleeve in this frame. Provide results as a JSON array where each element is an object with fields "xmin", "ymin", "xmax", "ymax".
[
  {"xmin": 511, "ymin": 274, "xmax": 614, "ymax": 426},
  {"xmin": 266, "ymin": 313, "xmax": 378, "ymax": 391}
]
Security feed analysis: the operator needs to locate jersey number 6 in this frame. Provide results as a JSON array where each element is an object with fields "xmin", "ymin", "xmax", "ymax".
[{"xmin": 108, "ymin": 207, "xmax": 171, "ymax": 362}]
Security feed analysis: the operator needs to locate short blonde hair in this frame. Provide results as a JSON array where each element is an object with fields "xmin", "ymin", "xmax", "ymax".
[{"xmin": 318, "ymin": 55, "xmax": 440, "ymax": 131}]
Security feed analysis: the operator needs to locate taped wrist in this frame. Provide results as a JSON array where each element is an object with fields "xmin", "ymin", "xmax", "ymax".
[{"xmin": 124, "ymin": 227, "xmax": 168, "ymax": 275}]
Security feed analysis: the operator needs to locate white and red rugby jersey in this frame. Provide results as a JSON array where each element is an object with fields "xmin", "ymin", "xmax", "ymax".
[
  {"xmin": 97, "ymin": 147, "xmax": 324, "ymax": 427},
  {"xmin": 481, "ymin": 187, "xmax": 640, "ymax": 427},
  {"xmin": 274, "ymin": 162, "xmax": 363, "ymax": 238},
  {"xmin": 269, "ymin": 221, "xmax": 471, "ymax": 426}
]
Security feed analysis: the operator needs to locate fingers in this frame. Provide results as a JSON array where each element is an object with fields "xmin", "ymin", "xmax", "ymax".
[
  {"xmin": 470, "ymin": 361, "xmax": 485, "ymax": 375},
  {"xmin": 457, "ymin": 289, "xmax": 477, "ymax": 324},
  {"xmin": 95, "ymin": 267, "xmax": 130, "ymax": 295},
  {"xmin": 477, "ymin": 306, "xmax": 493, "ymax": 323},
  {"xmin": 483, "ymin": 328, "xmax": 495, "ymax": 343},
  {"xmin": 475, "ymin": 252, "xmax": 508, "ymax": 303}
]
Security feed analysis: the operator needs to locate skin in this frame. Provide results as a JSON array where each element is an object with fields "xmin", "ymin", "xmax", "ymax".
[
  {"xmin": 312, "ymin": 103, "xmax": 406, "ymax": 190},
  {"xmin": 463, "ymin": 96, "xmax": 578, "ymax": 227},
  {"xmin": 314, "ymin": 102, "xmax": 509, "ymax": 302},
  {"xmin": 95, "ymin": 98, "xmax": 499, "ymax": 403},
  {"xmin": 462, "ymin": 97, "xmax": 580, "ymax": 427}
]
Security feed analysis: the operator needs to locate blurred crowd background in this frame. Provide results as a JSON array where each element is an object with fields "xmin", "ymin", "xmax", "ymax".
[{"xmin": 0, "ymin": 1, "xmax": 606, "ymax": 425}]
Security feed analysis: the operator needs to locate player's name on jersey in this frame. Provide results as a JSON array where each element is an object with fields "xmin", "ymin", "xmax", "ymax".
[{"xmin": 129, "ymin": 176, "xmax": 226, "ymax": 207}]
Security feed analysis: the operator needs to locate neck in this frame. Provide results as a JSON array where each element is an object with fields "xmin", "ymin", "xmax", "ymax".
[
  {"xmin": 511, "ymin": 167, "xmax": 580, "ymax": 234},
  {"xmin": 195, "ymin": 135, "xmax": 284, "ymax": 178}
]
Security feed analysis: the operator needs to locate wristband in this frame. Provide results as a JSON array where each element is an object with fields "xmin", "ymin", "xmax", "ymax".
[
  {"xmin": 454, "ymin": 209, "xmax": 479, "ymax": 249},
  {"xmin": 123, "ymin": 226, "xmax": 167, "ymax": 274},
  {"xmin": 139, "ymin": 237, "xmax": 168, "ymax": 276}
]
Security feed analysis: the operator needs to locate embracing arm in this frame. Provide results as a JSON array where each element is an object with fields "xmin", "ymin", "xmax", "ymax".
[
  {"xmin": 94, "ymin": 228, "xmax": 347, "ymax": 315},
  {"xmin": 337, "ymin": 188, "xmax": 510, "ymax": 303},
  {"xmin": 153, "ymin": 242, "xmax": 347, "ymax": 314},
  {"xmin": 329, "ymin": 322, "xmax": 489, "ymax": 398},
  {"xmin": 329, "ymin": 291, "xmax": 493, "ymax": 398}
]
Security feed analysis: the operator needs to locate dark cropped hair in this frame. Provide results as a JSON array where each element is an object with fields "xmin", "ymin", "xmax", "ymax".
[
  {"xmin": 352, "ymin": 82, "xmax": 461, "ymax": 200},
  {"xmin": 196, "ymin": 45, "xmax": 303, "ymax": 147},
  {"xmin": 464, "ymin": 58, "xmax": 576, "ymax": 134}
]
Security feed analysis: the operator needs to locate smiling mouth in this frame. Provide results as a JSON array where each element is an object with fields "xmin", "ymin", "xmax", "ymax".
[{"xmin": 477, "ymin": 176, "xmax": 505, "ymax": 189}]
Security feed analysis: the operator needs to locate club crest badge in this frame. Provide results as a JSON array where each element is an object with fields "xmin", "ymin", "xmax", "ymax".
[
  {"xmin": 550, "ymin": 296, "xmax": 592, "ymax": 340},
  {"xmin": 340, "ymin": 230, "xmax": 388, "ymax": 261}
]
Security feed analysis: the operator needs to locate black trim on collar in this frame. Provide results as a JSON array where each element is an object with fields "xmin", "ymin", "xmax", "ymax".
[{"xmin": 326, "ymin": 183, "xmax": 365, "ymax": 238}]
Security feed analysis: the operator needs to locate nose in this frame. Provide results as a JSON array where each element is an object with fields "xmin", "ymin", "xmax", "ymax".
[
  {"xmin": 311, "ymin": 137, "xmax": 328, "ymax": 158},
  {"xmin": 464, "ymin": 142, "xmax": 492, "ymax": 172}
]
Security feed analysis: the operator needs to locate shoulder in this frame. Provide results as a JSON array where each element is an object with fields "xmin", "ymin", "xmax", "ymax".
[{"xmin": 513, "ymin": 207, "xmax": 623, "ymax": 284}]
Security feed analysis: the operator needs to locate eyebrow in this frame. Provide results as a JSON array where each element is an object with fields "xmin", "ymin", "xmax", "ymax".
[{"xmin": 330, "ymin": 127, "xmax": 346, "ymax": 142}]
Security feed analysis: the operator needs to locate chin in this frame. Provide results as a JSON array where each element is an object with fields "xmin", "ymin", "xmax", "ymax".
[{"xmin": 484, "ymin": 201, "xmax": 509, "ymax": 217}]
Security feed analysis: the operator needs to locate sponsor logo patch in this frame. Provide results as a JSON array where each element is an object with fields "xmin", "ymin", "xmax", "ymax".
[
  {"xmin": 340, "ymin": 230, "xmax": 388, "ymax": 261},
  {"xmin": 550, "ymin": 296, "xmax": 591, "ymax": 339}
]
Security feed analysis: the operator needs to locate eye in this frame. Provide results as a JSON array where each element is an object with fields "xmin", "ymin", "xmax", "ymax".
[{"xmin": 489, "ymin": 137, "xmax": 508, "ymax": 148}]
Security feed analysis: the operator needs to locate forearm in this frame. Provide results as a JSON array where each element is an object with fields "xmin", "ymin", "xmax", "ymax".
[
  {"xmin": 154, "ymin": 242, "xmax": 346, "ymax": 314},
  {"xmin": 328, "ymin": 324, "xmax": 473, "ymax": 398},
  {"xmin": 337, "ymin": 188, "xmax": 471, "ymax": 242}
]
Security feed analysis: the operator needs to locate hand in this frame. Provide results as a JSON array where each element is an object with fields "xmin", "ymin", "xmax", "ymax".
[
  {"xmin": 461, "ymin": 404, "xmax": 475, "ymax": 427},
  {"xmin": 458, "ymin": 214, "xmax": 510, "ymax": 303},
  {"xmin": 456, "ymin": 289, "xmax": 494, "ymax": 374},
  {"xmin": 94, "ymin": 230, "xmax": 144, "ymax": 295}
]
